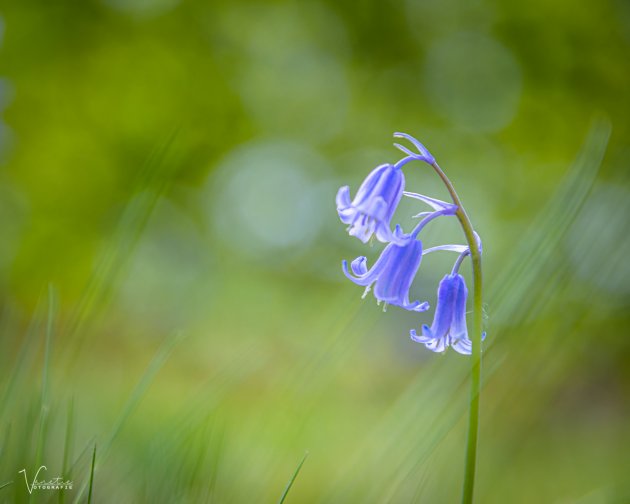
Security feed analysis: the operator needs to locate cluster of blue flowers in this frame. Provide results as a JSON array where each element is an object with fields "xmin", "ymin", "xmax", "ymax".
[{"xmin": 336, "ymin": 133, "xmax": 484, "ymax": 355}]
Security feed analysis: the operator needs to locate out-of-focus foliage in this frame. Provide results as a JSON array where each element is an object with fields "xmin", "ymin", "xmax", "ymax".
[{"xmin": 0, "ymin": 0, "xmax": 629, "ymax": 502}]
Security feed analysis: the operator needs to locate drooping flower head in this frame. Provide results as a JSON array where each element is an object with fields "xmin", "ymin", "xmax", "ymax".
[
  {"xmin": 336, "ymin": 132, "xmax": 486, "ymax": 356},
  {"xmin": 336, "ymin": 163, "xmax": 406, "ymax": 244},
  {"xmin": 341, "ymin": 189, "xmax": 460, "ymax": 311},
  {"xmin": 410, "ymin": 273, "xmax": 480, "ymax": 355},
  {"xmin": 342, "ymin": 236, "xmax": 429, "ymax": 312}
]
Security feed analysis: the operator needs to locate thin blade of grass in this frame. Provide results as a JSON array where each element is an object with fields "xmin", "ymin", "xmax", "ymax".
[
  {"xmin": 41, "ymin": 284, "xmax": 57, "ymax": 406},
  {"xmin": 63, "ymin": 129, "xmax": 181, "ymax": 367},
  {"xmin": 277, "ymin": 452, "xmax": 309, "ymax": 504},
  {"xmin": 488, "ymin": 118, "xmax": 611, "ymax": 328},
  {"xmin": 34, "ymin": 284, "xmax": 57, "ymax": 473},
  {"xmin": 67, "ymin": 435, "xmax": 97, "ymax": 504},
  {"xmin": 72, "ymin": 332, "xmax": 183, "ymax": 502},
  {"xmin": 0, "ymin": 291, "xmax": 46, "ymax": 420},
  {"xmin": 59, "ymin": 397, "xmax": 75, "ymax": 504},
  {"xmin": 204, "ymin": 417, "xmax": 224, "ymax": 503},
  {"xmin": 104, "ymin": 331, "xmax": 184, "ymax": 453},
  {"xmin": 87, "ymin": 444, "xmax": 96, "ymax": 504}
]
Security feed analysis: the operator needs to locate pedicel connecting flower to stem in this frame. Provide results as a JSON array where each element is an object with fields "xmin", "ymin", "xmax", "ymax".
[{"xmin": 335, "ymin": 132, "xmax": 485, "ymax": 504}]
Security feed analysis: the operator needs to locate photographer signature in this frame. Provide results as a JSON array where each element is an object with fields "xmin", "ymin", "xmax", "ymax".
[{"xmin": 18, "ymin": 466, "xmax": 72, "ymax": 494}]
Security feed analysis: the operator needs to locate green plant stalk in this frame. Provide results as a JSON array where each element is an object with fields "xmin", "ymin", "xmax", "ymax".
[
  {"xmin": 87, "ymin": 444, "xmax": 96, "ymax": 504},
  {"xmin": 430, "ymin": 162, "xmax": 483, "ymax": 504},
  {"xmin": 278, "ymin": 452, "xmax": 309, "ymax": 504}
]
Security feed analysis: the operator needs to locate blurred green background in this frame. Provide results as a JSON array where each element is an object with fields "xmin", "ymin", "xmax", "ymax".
[{"xmin": 0, "ymin": 0, "xmax": 629, "ymax": 502}]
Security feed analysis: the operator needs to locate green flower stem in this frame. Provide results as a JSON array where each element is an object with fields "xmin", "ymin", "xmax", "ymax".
[{"xmin": 430, "ymin": 161, "xmax": 483, "ymax": 504}]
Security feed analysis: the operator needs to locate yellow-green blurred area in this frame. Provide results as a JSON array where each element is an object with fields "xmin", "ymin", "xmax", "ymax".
[{"xmin": 0, "ymin": 0, "xmax": 629, "ymax": 502}]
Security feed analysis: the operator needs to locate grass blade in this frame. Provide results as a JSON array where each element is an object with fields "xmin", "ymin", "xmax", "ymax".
[
  {"xmin": 59, "ymin": 397, "xmax": 75, "ymax": 504},
  {"xmin": 72, "ymin": 332, "xmax": 183, "ymax": 503},
  {"xmin": 488, "ymin": 118, "xmax": 611, "ymax": 328},
  {"xmin": 104, "ymin": 331, "xmax": 184, "ymax": 453},
  {"xmin": 0, "ymin": 292, "xmax": 46, "ymax": 420},
  {"xmin": 34, "ymin": 284, "xmax": 57, "ymax": 472},
  {"xmin": 87, "ymin": 444, "xmax": 96, "ymax": 504},
  {"xmin": 64, "ymin": 129, "xmax": 181, "ymax": 367},
  {"xmin": 277, "ymin": 452, "xmax": 309, "ymax": 504}
]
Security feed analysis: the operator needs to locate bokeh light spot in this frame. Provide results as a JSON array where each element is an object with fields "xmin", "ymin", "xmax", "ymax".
[
  {"xmin": 211, "ymin": 3, "xmax": 350, "ymax": 142},
  {"xmin": 424, "ymin": 31, "xmax": 522, "ymax": 132},
  {"xmin": 208, "ymin": 140, "xmax": 330, "ymax": 262},
  {"xmin": 119, "ymin": 198, "xmax": 211, "ymax": 330}
]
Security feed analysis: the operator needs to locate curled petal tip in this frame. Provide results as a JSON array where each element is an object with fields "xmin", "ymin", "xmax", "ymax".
[
  {"xmin": 336, "ymin": 185, "xmax": 351, "ymax": 207},
  {"xmin": 403, "ymin": 192, "xmax": 456, "ymax": 213},
  {"xmin": 473, "ymin": 231, "xmax": 483, "ymax": 254},
  {"xmin": 350, "ymin": 256, "xmax": 368, "ymax": 276},
  {"xmin": 379, "ymin": 224, "xmax": 410, "ymax": 245},
  {"xmin": 348, "ymin": 224, "xmax": 371, "ymax": 243},
  {"xmin": 411, "ymin": 211, "xmax": 432, "ymax": 219},
  {"xmin": 393, "ymin": 132, "xmax": 436, "ymax": 165},
  {"xmin": 393, "ymin": 224, "xmax": 410, "ymax": 241},
  {"xmin": 393, "ymin": 143, "xmax": 417, "ymax": 159},
  {"xmin": 392, "ymin": 132, "xmax": 414, "ymax": 141},
  {"xmin": 452, "ymin": 339, "xmax": 472, "ymax": 355},
  {"xmin": 410, "ymin": 301, "xmax": 430, "ymax": 312},
  {"xmin": 402, "ymin": 300, "xmax": 430, "ymax": 312}
]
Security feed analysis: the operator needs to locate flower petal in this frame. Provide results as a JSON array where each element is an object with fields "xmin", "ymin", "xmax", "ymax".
[
  {"xmin": 474, "ymin": 231, "xmax": 483, "ymax": 254},
  {"xmin": 337, "ymin": 164, "xmax": 405, "ymax": 243},
  {"xmin": 422, "ymin": 244, "xmax": 469, "ymax": 255},
  {"xmin": 403, "ymin": 192, "xmax": 457, "ymax": 212},
  {"xmin": 336, "ymin": 186, "xmax": 356, "ymax": 224},
  {"xmin": 423, "ymin": 336, "xmax": 448, "ymax": 353},
  {"xmin": 364, "ymin": 196, "xmax": 388, "ymax": 221},
  {"xmin": 393, "ymin": 132, "xmax": 436, "ymax": 165},
  {"xmin": 400, "ymin": 300, "xmax": 430, "ymax": 312},
  {"xmin": 342, "ymin": 260, "xmax": 372, "ymax": 286},
  {"xmin": 351, "ymin": 164, "xmax": 390, "ymax": 206},
  {"xmin": 347, "ymin": 215, "xmax": 373, "ymax": 243},
  {"xmin": 451, "ymin": 338, "xmax": 472, "ymax": 355},
  {"xmin": 373, "ymin": 240, "xmax": 423, "ymax": 305},
  {"xmin": 375, "ymin": 223, "xmax": 410, "ymax": 245},
  {"xmin": 452, "ymin": 328, "xmax": 486, "ymax": 356},
  {"xmin": 393, "ymin": 143, "xmax": 423, "ymax": 160},
  {"xmin": 336, "ymin": 185, "xmax": 351, "ymax": 210},
  {"xmin": 410, "ymin": 328, "xmax": 437, "ymax": 344},
  {"xmin": 410, "ymin": 328, "xmax": 429, "ymax": 343},
  {"xmin": 426, "ymin": 274, "xmax": 459, "ymax": 339},
  {"xmin": 342, "ymin": 242, "xmax": 394, "ymax": 287},
  {"xmin": 449, "ymin": 275, "xmax": 469, "ymax": 340},
  {"xmin": 411, "ymin": 326, "xmax": 448, "ymax": 352},
  {"xmin": 350, "ymin": 256, "xmax": 368, "ymax": 276}
]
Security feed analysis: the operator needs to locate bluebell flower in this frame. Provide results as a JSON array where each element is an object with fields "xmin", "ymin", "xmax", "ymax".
[
  {"xmin": 410, "ymin": 273, "xmax": 477, "ymax": 354},
  {"xmin": 342, "ymin": 237, "xmax": 430, "ymax": 312},
  {"xmin": 336, "ymin": 163, "xmax": 406, "ymax": 244},
  {"xmin": 392, "ymin": 132, "xmax": 436, "ymax": 167}
]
